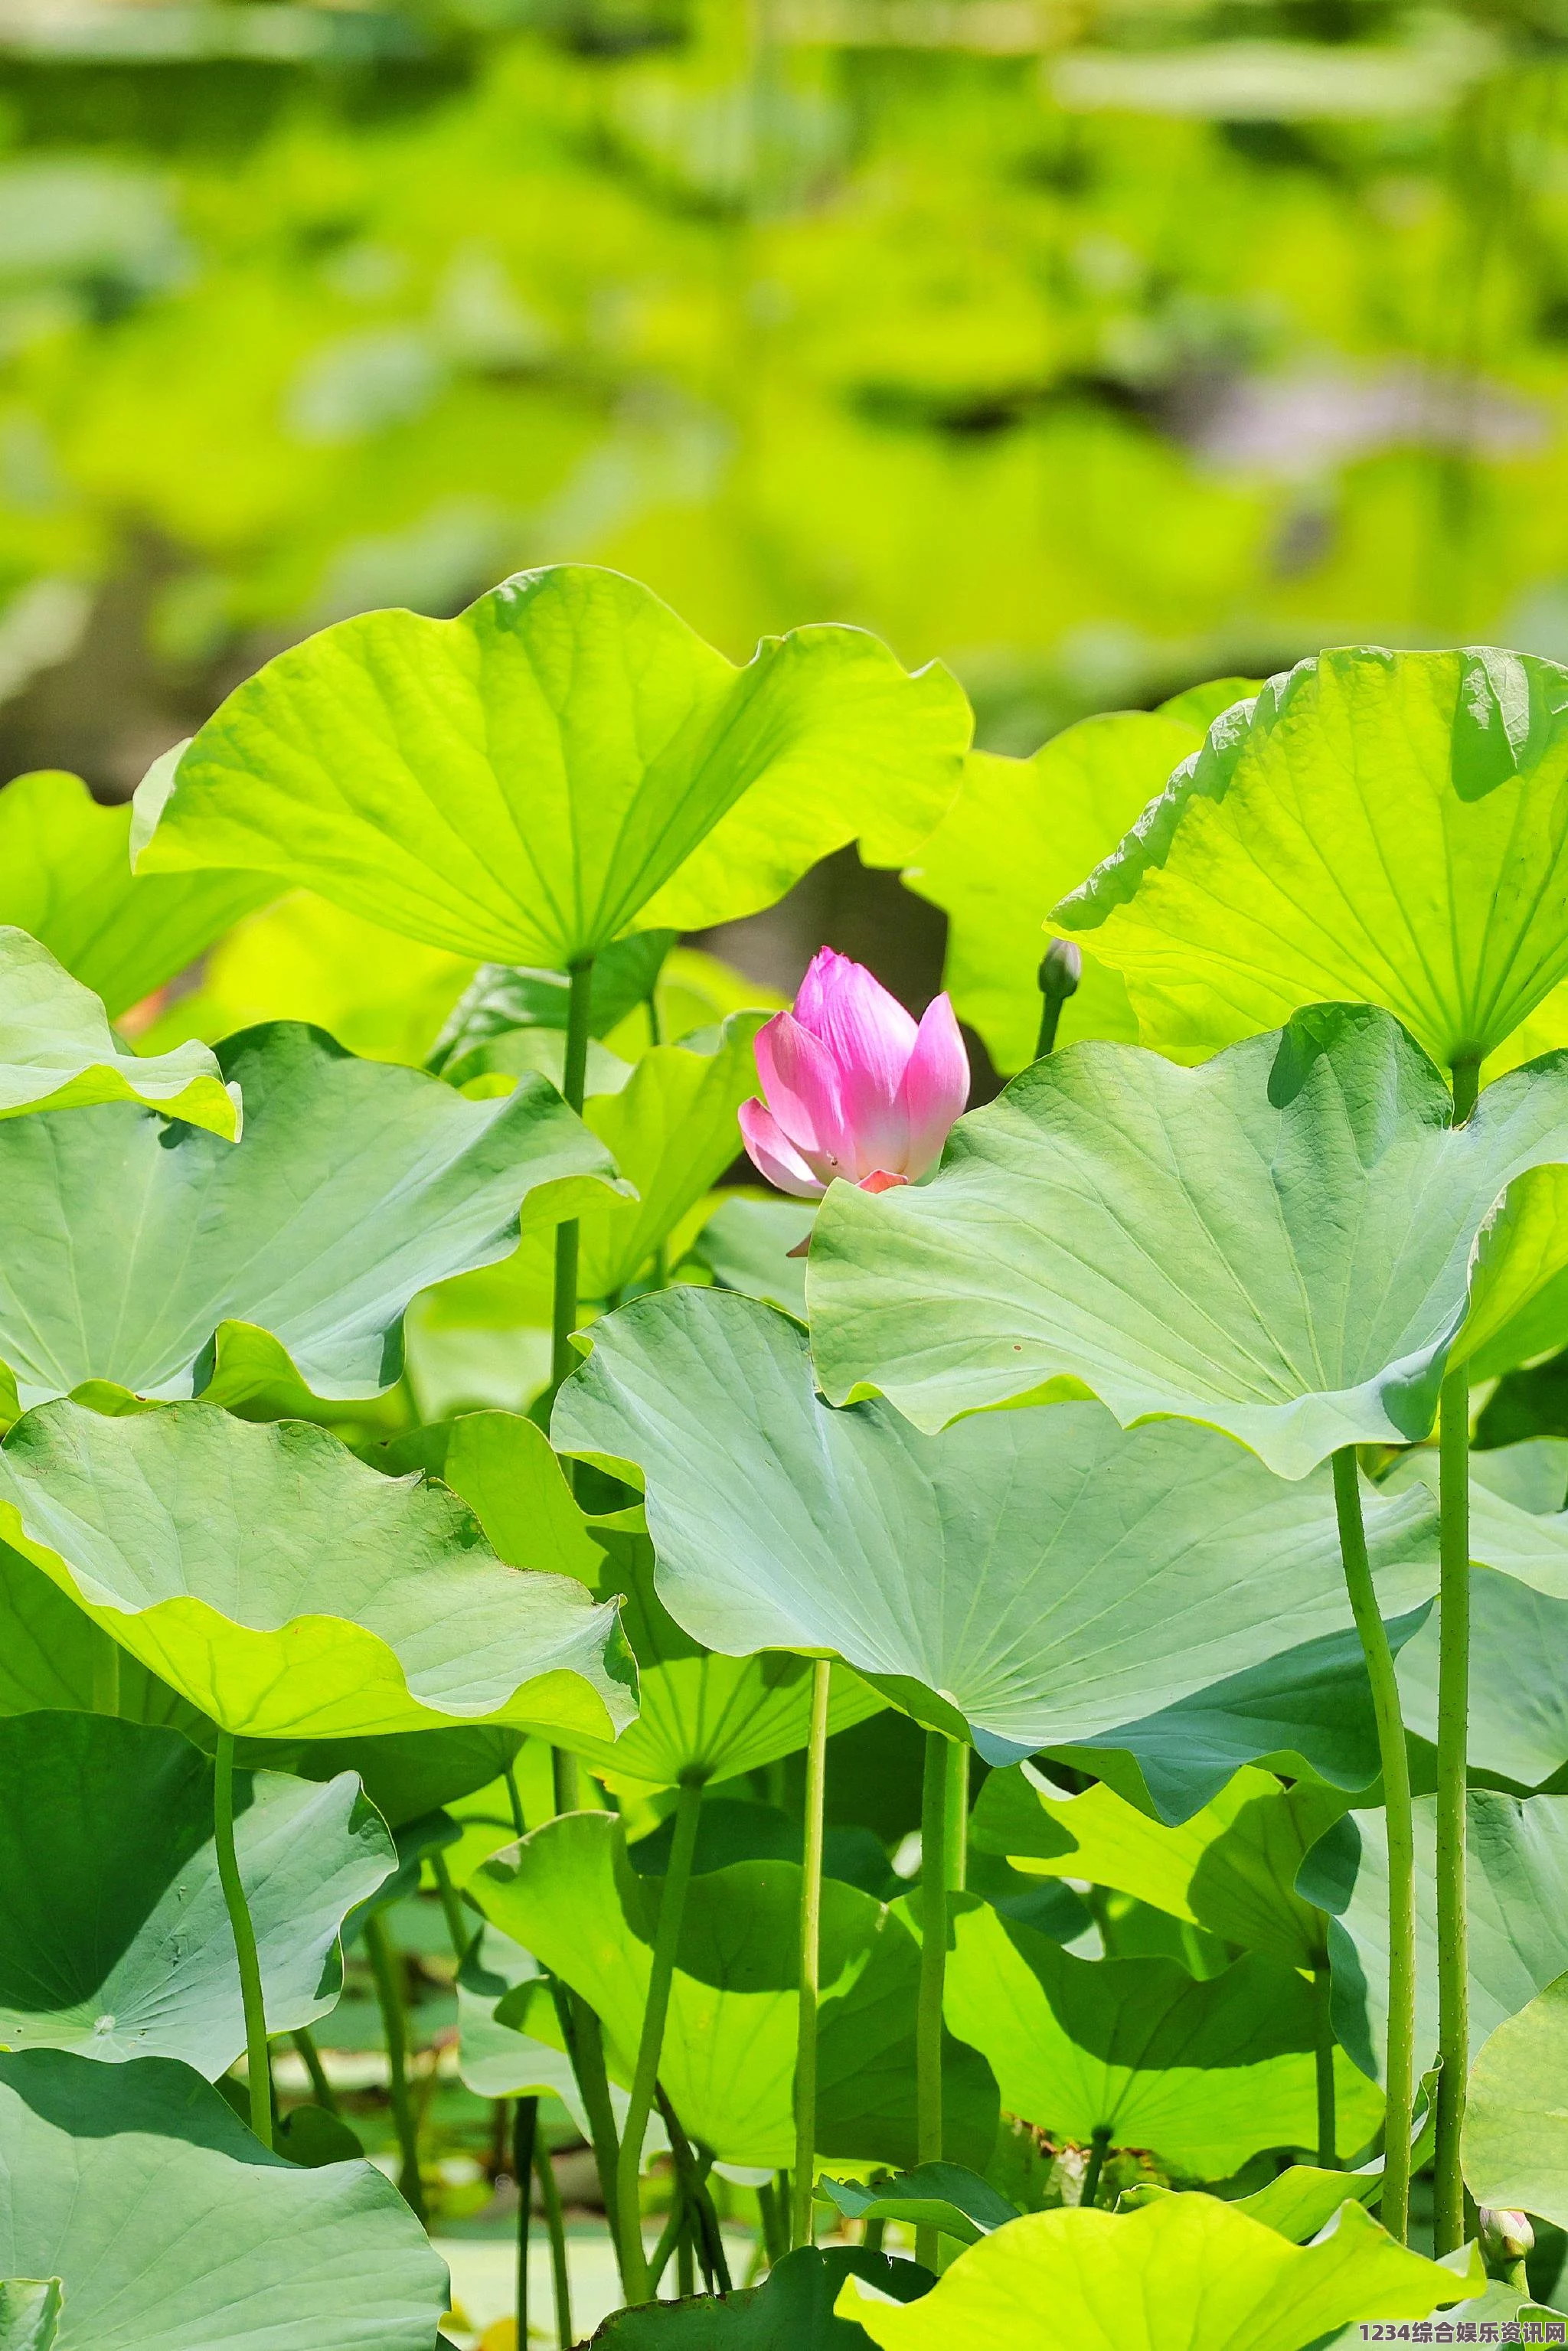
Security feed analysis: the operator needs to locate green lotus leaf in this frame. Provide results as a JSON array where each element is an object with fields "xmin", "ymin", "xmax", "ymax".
[
  {"xmin": 1390, "ymin": 1438, "xmax": 1568, "ymax": 1602},
  {"xmin": 943, "ymin": 1899, "xmax": 1380, "ymax": 2179},
  {"xmin": 682, "ymin": 1194, "xmax": 815, "ymax": 1319},
  {"xmin": 253, "ymin": 1724, "xmax": 524, "ymax": 1829},
  {"xmin": 0, "ymin": 769, "xmax": 270, "ymax": 1019},
  {"xmin": 468, "ymin": 1812, "xmax": 997, "ymax": 2170},
  {"xmin": 834, "ymin": 2196, "xmax": 1480, "ymax": 2350},
  {"xmin": 439, "ymin": 1409, "xmax": 605, "ymax": 1586},
  {"xmin": 1048, "ymin": 1611, "xmax": 1430, "ymax": 1827},
  {"xmin": 1299, "ymin": 1792, "xmax": 1568, "ymax": 2085},
  {"xmin": 0, "ymin": 1020, "xmax": 623, "ymax": 1408},
  {"xmin": 0, "ymin": 2279, "xmax": 62, "ymax": 2351},
  {"xmin": 0, "ymin": 1712, "xmax": 394, "ymax": 2072},
  {"xmin": 1462, "ymin": 1966, "xmax": 1568, "ymax": 2226},
  {"xmin": 1397, "ymin": 1563, "xmax": 1568, "ymax": 1788},
  {"xmin": 591, "ymin": 2248, "xmax": 933, "ymax": 2346},
  {"xmin": 0, "ymin": 2049, "xmax": 448, "ymax": 2349},
  {"xmin": 555, "ymin": 1288, "xmax": 1437, "ymax": 1762},
  {"xmin": 1053, "ymin": 647, "xmax": 1568, "ymax": 1072},
  {"xmin": 819, "ymin": 2163, "xmax": 1020, "ymax": 2248},
  {"xmin": 971, "ymin": 1762, "xmax": 1344, "ymax": 1968},
  {"xmin": 426, "ymin": 931, "xmax": 676, "ymax": 1073},
  {"xmin": 0, "ymin": 929, "xmax": 236, "ymax": 1135},
  {"xmin": 132, "ymin": 566, "xmax": 969, "ymax": 967},
  {"xmin": 1450, "ymin": 1167, "xmax": 1568, "ymax": 1381},
  {"xmin": 136, "ymin": 892, "xmax": 475, "ymax": 1069},
  {"xmin": 903, "ymin": 699, "xmax": 1220, "ymax": 1073},
  {"xmin": 810, "ymin": 1004, "xmax": 1568, "ymax": 1476},
  {"xmin": 0, "ymin": 1399, "xmax": 635, "ymax": 1742},
  {"xmin": 439, "ymin": 1014, "xmax": 768, "ymax": 1317}
]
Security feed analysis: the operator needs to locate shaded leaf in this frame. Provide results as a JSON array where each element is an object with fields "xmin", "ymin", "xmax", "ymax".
[
  {"xmin": 810, "ymin": 1004, "xmax": 1568, "ymax": 1476},
  {"xmin": 427, "ymin": 931, "xmax": 676, "ymax": 1071},
  {"xmin": 0, "ymin": 929, "xmax": 235, "ymax": 1135},
  {"xmin": 683, "ymin": 1194, "xmax": 815, "ymax": 1319},
  {"xmin": 0, "ymin": 2049, "xmax": 447, "ymax": 2349},
  {"xmin": 820, "ymin": 2163, "xmax": 1020, "ymax": 2247},
  {"xmin": 1462, "ymin": 1967, "xmax": 1568, "ymax": 2227},
  {"xmin": 591, "ymin": 2248, "xmax": 933, "ymax": 2346},
  {"xmin": 556, "ymin": 1288, "xmax": 1437, "ymax": 1760}
]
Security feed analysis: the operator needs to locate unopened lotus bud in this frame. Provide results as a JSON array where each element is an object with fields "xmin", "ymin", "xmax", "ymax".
[
  {"xmin": 1035, "ymin": 939, "xmax": 1083, "ymax": 1059},
  {"xmin": 1479, "ymin": 2206, "xmax": 1534, "ymax": 2265}
]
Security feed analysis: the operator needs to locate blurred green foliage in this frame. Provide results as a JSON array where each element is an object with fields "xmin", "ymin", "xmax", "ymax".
[{"xmin": 2, "ymin": 0, "xmax": 1567, "ymax": 782}]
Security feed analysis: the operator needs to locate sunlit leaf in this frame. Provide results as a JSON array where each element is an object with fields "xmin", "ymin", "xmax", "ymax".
[
  {"xmin": 943, "ymin": 1898, "xmax": 1380, "ymax": 2178},
  {"xmin": 469, "ymin": 1812, "xmax": 997, "ymax": 2170},
  {"xmin": 0, "ymin": 2278, "xmax": 62, "ymax": 2351},
  {"xmin": 0, "ymin": 1399, "xmax": 635, "ymax": 1742},
  {"xmin": 970, "ymin": 1762, "xmax": 1344, "ymax": 1968},
  {"xmin": 0, "ymin": 2049, "xmax": 448, "ymax": 2349},
  {"xmin": 1462, "ymin": 1966, "xmax": 1568, "ymax": 2227},
  {"xmin": 0, "ymin": 769, "xmax": 270, "ymax": 1019},
  {"xmin": 810, "ymin": 1004, "xmax": 1568, "ymax": 1476},
  {"xmin": 1054, "ymin": 648, "xmax": 1568, "ymax": 1071},
  {"xmin": 556, "ymin": 1288, "xmax": 1437, "ymax": 1761},
  {"xmin": 834, "ymin": 2196, "xmax": 1480, "ymax": 2349},
  {"xmin": 132, "ymin": 567, "xmax": 969, "ymax": 967},
  {"xmin": 0, "ymin": 1021, "xmax": 623, "ymax": 1408},
  {"xmin": 0, "ymin": 1712, "xmax": 394, "ymax": 2072},
  {"xmin": 0, "ymin": 929, "xmax": 235, "ymax": 1135}
]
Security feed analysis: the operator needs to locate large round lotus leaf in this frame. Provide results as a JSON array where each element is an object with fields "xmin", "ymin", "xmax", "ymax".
[
  {"xmin": 1298, "ymin": 1792, "xmax": 1568, "ymax": 2085},
  {"xmin": 435, "ymin": 1013, "xmax": 767, "ymax": 1321},
  {"xmin": 1050, "ymin": 1608, "xmax": 1429, "ymax": 1827},
  {"xmin": 554, "ymin": 1288, "xmax": 1437, "ymax": 1762},
  {"xmin": 131, "ymin": 566, "xmax": 969, "ymax": 968},
  {"xmin": 1052, "ymin": 647, "xmax": 1568, "ymax": 1071},
  {"xmin": 0, "ymin": 1713, "xmax": 394, "ymax": 2072},
  {"xmin": 0, "ymin": 769, "xmax": 270, "ymax": 1019},
  {"xmin": 1463, "ymin": 1967, "xmax": 1568, "ymax": 2225},
  {"xmin": 972, "ymin": 1762, "xmax": 1344, "ymax": 1970},
  {"xmin": 0, "ymin": 929, "xmax": 235, "ymax": 1135},
  {"xmin": 0, "ymin": 2049, "xmax": 448, "ymax": 2349},
  {"xmin": 903, "ymin": 687, "xmax": 1253, "ymax": 1075},
  {"xmin": 834, "ymin": 2196, "xmax": 1480, "ymax": 2350},
  {"xmin": 0, "ymin": 1020, "xmax": 622, "ymax": 1409},
  {"xmin": 468, "ymin": 1812, "xmax": 998, "ymax": 2170},
  {"xmin": 0, "ymin": 1399, "xmax": 635, "ymax": 1742},
  {"xmin": 943, "ymin": 1899, "xmax": 1380, "ymax": 2179},
  {"xmin": 809, "ymin": 1004, "xmax": 1568, "ymax": 1476}
]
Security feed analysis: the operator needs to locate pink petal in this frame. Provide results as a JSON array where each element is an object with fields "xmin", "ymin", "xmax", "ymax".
[
  {"xmin": 792, "ymin": 949, "xmax": 918, "ymax": 1176},
  {"xmin": 755, "ymin": 1011, "xmax": 853, "ymax": 1170},
  {"xmin": 738, "ymin": 1098, "xmax": 826, "ymax": 1200},
  {"xmin": 858, "ymin": 1170, "xmax": 909, "ymax": 1193},
  {"xmin": 897, "ymin": 993, "xmax": 970, "ymax": 1177}
]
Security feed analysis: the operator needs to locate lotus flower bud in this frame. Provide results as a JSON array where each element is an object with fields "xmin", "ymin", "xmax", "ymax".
[
  {"xmin": 1479, "ymin": 2207, "xmax": 1534, "ymax": 2267},
  {"xmin": 1035, "ymin": 938, "xmax": 1083, "ymax": 1059},
  {"xmin": 738, "ymin": 946, "xmax": 970, "ymax": 1201}
]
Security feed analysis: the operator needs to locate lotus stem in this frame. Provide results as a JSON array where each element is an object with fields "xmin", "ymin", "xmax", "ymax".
[
  {"xmin": 430, "ymin": 1850, "xmax": 471, "ymax": 1965},
  {"xmin": 1331, "ymin": 1447, "xmax": 1415, "ymax": 2241},
  {"xmin": 756, "ymin": 2175, "xmax": 788, "ymax": 2268},
  {"xmin": 655, "ymin": 2086, "xmax": 731, "ymax": 2295},
  {"xmin": 292, "ymin": 2025, "xmax": 340, "ymax": 2116},
  {"xmin": 944, "ymin": 1736, "xmax": 969, "ymax": 1891},
  {"xmin": 1080, "ymin": 2124, "xmax": 1112, "ymax": 2212},
  {"xmin": 364, "ymin": 1912, "xmax": 426, "ymax": 2224},
  {"xmin": 551, "ymin": 1747, "xmax": 580, "ymax": 1814},
  {"xmin": 1034, "ymin": 939, "xmax": 1081, "ymax": 1059},
  {"xmin": 1433, "ymin": 1357, "xmax": 1472, "ymax": 2253},
  {"xmin": 512, "ymin": 2095, "xmax": 539, "ymax": 2350},
  {"xmin": 550, "ymin": 955, "xmax": 596, "ymax": 1399},
  {"xmin": 550, "ymin": 1979, "xmax": 624, "ymax": 2268},
  {"xmin": 1312, "ymin": 1965, "xmax": 1337, "ymax": 2169},
  {"xmin": 677, "ymin": 2218, "xmax": 696, "ymax": 2298},
  {"xmin": 534, "ymin": 2132, "xmax": 573, "ymax": 2349},
  {"xmin": 616, "ymin": 1776, "xmax": 704, "ymax": 2301},
  {"xmin": 915, "ymin": 1729, "xmax": 951, "ymax": 2271},
  {"xmin": 214, "ymin": 1731, "xmax": 272, "ymax": 2150},
  {"xmin": 792, "ymin": 1659, "xmax": 833, "ymax": 2250}
]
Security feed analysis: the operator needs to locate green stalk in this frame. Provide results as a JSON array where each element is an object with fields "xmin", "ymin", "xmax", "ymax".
[
  {"xmin": 431, "ymin": 1851, "xmax": 471, "ymax": 1965},
  {"xmin": 550, "ymin": 956, "xmax": 596, "ymax": 1400},
  {"xmin": 792, "ymin": 1660, "xmax": 832, "ymax": 2250},
  {"xmin": 1433, "ymin": 1357, "xmax": 1472, "ymax": 2253},
  {"xmin": 549, "ymin": 1980, "xmax": 623, "ymax": 2255},
  {"xmin": 552, "ymin": 1746, "xmax": 580, "ymax": 1815},
  {"xmin": 214, "ymin": 1732, "xmax": 272, "ymax": 2149},
  {"xmin": 616, "ymin": 1778, "xmax": 705, "ymax": 2302},
  {"xmin": 513, "ymin": 2095, "xmax": 539, "ymax": 2351},
  {"xmin": 1312, "ymin": 1965, "xmax": 1338, "ymax": 2170},
  {"xmin": 364, "ymin": 1912, "xmax": 426, "ymax": 2225},
  {"xmin": 656, "ymin": 2088, "xmax": 731, "ymax": 2295},
  {"xmin": 506, "ymin": 1762, "xmax": 528, "ymax": 1840},
  {"xmin": 534, "ymin": 2132, "xmax": 573, "ymax": 2350},
  {"xmin": 915, "ymin": 1730, "xmax": 951, "ymax": 2273},
  {"xmin": 292, "ymin": 2026, "xmax": 340, "ymax": 2116},
  {"xmin": 756, "ymin": 2176, "xmax": 788, "ymax": 2268},
  {"xmin": 677, "ymin": 2220, "xmax": 696, "ymax": 2299},
  {"xmin": 1080, "ymin": 2125, "xmax": 1112, "ymax": 2212},
  {"xmin": 1331, "ymin": 1448, "xmax": 1416, "ymax": 2241},
  {"xmin": 944, "ymin": 1737, "xmax": 968, "ymax": 1892}
]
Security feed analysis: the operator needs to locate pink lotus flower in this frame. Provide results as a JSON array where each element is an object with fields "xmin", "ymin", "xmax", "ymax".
[{"xmin": 739, "ymin": 948, "xmax": 969, "ymax": 1201}]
